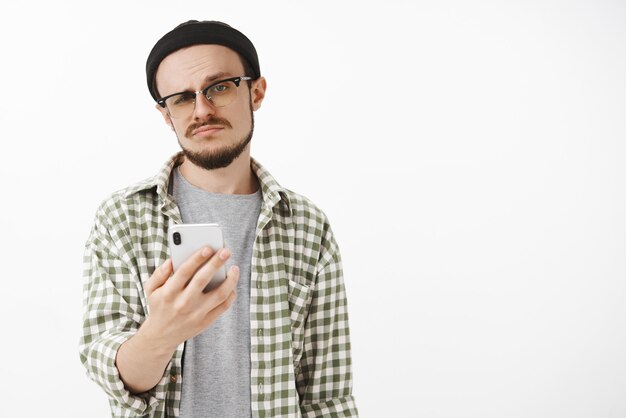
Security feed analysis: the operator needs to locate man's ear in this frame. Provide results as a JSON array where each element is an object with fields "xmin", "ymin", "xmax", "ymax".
[
  {"xmin": 155, "ymin": 104, "xmax": 175, "ymax": 130},
  {"xmin": 250, "ymin": 77, "xmax": 267, "ymax": 111}
]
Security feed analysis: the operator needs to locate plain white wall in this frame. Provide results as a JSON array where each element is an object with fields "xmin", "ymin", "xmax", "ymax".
[{"xmin": 1, "ymin": 0, "xmax": 625, "ymax": 417}]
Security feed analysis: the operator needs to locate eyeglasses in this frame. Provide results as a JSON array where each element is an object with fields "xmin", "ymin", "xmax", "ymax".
[{"xmin": 157, "ymin": 76, "xmax": 252, "ymax": 119}]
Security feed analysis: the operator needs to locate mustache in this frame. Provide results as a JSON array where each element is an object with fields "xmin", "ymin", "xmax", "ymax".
[{"xmin": 185, "ymin": 116, "xmax": 232, "ymax": 137}]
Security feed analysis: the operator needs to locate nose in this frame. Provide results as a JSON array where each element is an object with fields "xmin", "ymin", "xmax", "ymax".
[{"xmin": 192, "ymin": 92, "xmax": 216, "ymax": 120}]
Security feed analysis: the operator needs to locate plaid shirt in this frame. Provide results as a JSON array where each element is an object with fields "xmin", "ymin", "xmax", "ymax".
[{"xmin": 79, "ymin": 152, "xmax": 358, "ymax": 418}]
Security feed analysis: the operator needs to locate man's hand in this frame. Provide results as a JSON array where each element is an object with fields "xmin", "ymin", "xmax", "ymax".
[
  {"xmin": 142, "ymin": 246, "xmax": 240, "ymax": 352},
  {"xmin": 116, "ymin": 246, "xmax": 239, "ymax": 394}
]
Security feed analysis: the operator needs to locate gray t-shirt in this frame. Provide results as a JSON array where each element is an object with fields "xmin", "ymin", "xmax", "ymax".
[{"xmin": 171, "ymin": 166, "xmax": 262, "ymax": 418}]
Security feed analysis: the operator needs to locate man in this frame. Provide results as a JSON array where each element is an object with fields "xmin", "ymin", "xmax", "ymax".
[{"xmin": 79, "ymin": 20, "xmax": 358, "ymax": 418}]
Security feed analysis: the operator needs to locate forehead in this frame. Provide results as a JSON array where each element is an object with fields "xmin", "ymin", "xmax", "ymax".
[{"xmin": 155, "ymin": 44, "xmax": 245, "ymax": 94}]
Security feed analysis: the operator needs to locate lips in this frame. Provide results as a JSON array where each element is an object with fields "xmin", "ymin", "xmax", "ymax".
[{"xmin": 192, "ymin": 125, "xmax": 224, "ymax": 136}]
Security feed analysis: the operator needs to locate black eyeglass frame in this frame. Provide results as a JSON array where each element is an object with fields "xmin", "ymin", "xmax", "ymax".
[{"xmin": 156, "ymin": 76, "xmax": 252, "ymax": 113}]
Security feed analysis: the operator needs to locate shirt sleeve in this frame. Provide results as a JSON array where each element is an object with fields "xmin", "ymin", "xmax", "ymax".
[
  {"xmin": 78, "ymin": 203, "xmax": 171, "ymax": 416},
  {"xmin": 296, "ymin": 217, "xmax": 359, "ymax": 417}
]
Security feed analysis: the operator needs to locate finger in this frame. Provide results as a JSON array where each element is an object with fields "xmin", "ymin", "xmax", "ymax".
[
  {"xmin": 166, "ymin": 246, "xmax": 215, "ymax": 291},
  {"xmin": 202, "ymin": 289, "xmax": 237, "ymax": 328},
  {"xmin": 186, "ymin": 248, "xmax": 232, "ymax": 294},
  {"xmin": 145, "ymin": 259, "xmax": 172, "ymax": 296},
  {"xmin": 201, "ymin": 265, "xmax": 240, "ymax": 308}
]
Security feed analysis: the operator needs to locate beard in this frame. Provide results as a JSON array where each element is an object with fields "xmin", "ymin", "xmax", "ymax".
[{"xmin": 176, "ymin": 104, "xmax": 254, "ymax": 170}]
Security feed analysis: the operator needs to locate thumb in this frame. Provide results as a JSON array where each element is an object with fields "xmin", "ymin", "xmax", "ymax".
[{"xmin": 145, "ymin": 259, "xmax": 172, "ymax": 295}]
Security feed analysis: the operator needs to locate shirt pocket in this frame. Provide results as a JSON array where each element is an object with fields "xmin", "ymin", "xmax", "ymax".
[{"xmin": 287, "ymin": 279, "xmax": 314, "ymax": 369}]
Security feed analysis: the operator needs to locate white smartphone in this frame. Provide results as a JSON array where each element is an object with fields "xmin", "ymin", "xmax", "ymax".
[{"xmin": 168, "ymin": 223, "xmax": 227, "ymax": 292}]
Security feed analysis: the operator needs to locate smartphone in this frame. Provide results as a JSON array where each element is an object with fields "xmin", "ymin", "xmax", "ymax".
[{"xmin": 168, "ymin": 223, "xmax": 227, "ymax": 292}]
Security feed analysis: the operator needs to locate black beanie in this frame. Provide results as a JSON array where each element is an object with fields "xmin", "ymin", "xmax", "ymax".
[{"xmin": 146, "ymin": 20, "xmax": 260, "ymax": 102}]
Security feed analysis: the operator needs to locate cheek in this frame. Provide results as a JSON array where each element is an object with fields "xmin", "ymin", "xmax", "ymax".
[
  {"xmin": 234, "ymin": 97, "xmax": 253, "ymax": 125},
  {"xmin": 171, "ymin": 119, "xmax": 188, "ymax": 135}
]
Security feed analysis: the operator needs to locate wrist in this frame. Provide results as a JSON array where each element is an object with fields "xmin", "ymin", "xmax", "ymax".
[{"xmin": 136, "ymin": 317, "xmax": 179, "ymax": 358}]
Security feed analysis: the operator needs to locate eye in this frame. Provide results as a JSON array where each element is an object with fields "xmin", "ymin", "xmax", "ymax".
[
  {"xmin": 172, "ymin": 93, "xmax": 194, "ymax": 105},
  {"xmin": 209, "ymin": 82, "xmax": 230, "ymax": 94}
]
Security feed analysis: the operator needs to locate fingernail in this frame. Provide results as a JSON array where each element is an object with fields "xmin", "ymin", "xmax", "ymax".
[
  {"xmin": 232, "ymin": 265, "xmax": 239, "ymax": 274},
  {"xmin": 202, "ymin": 247, "xmax": 211, "ymax": 257},
  {"xmin": 161, "ymin": 259, "xmax": 171, "ymax": 270},
  {"xmin": 219, "ymin": 248, "xmax": 230, "ymax": 260}
]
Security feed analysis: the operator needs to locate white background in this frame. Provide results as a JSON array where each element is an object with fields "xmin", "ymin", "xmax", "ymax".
[{"xmin": 0, "ymin": 1, "xmax": 625, "ymax": 417}]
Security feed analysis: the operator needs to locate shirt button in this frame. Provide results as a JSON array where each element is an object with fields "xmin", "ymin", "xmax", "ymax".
[
  {"xmin": 170, "ymin": 375, "xmax": 177, "ymax": 383},
  {"xmin": 257, "ymin": 280, "xmax": 262, "ymax": 289},
  {"xmin": 258, "ymin": 329, "xmax": 263, "ymax": 341},
  {"xmin": 258, "ymin": 383, "xmax": 264, "ymax": 394}
]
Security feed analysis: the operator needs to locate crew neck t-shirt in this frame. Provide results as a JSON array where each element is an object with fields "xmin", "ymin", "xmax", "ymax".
[{"xmin": 171, "ymin": 166, "xmax": 262, "ymax": 418}]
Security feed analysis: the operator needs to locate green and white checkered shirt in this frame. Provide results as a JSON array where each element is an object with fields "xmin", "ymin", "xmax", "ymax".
[{"xmin": 79, "ymin": 152, "xmax": 358, "ymax": 418}]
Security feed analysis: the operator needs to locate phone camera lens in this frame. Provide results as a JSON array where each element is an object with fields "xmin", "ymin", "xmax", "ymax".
[{"xmin": 173, "ymin": 232, "xmax": 181, "ymax": 245}]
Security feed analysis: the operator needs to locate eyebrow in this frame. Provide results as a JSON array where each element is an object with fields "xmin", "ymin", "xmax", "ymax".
[
  {"xmin": 203, "ymin": 72, "xmax": 232, "ymax": 84},
  {"xmin": 164, "ymin": 72, "xmax": 235, "ymax": 97}
]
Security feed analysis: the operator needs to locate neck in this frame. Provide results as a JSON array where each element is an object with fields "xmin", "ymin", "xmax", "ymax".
[{"xmin": 178, "ymin": 149, "xmax": 259, "ymax": 195}]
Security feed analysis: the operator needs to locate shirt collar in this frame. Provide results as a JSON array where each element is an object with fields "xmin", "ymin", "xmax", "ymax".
[{"xmin": 124, "ymin": 151, "xmax": 292, "ymax": 217}]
